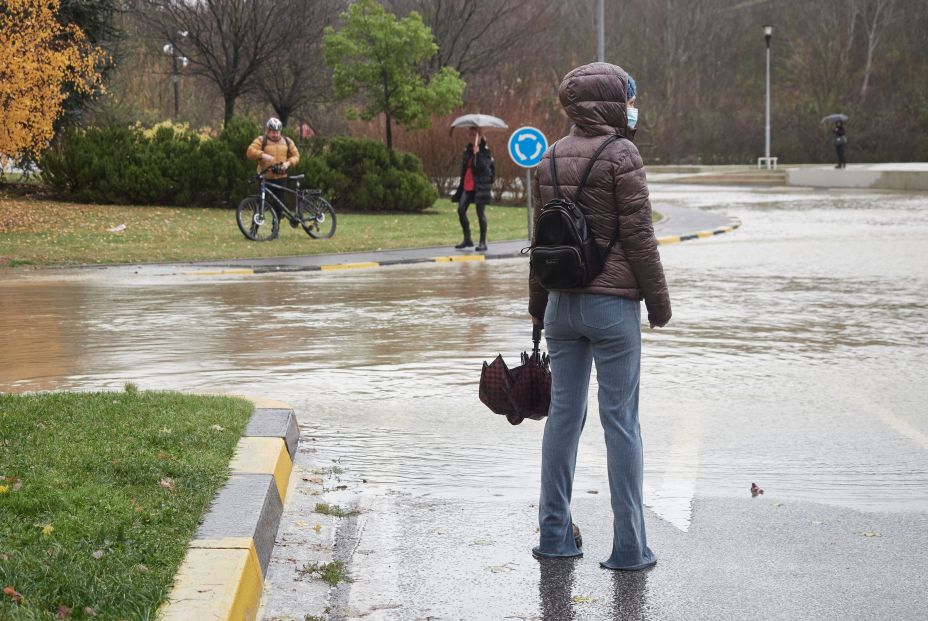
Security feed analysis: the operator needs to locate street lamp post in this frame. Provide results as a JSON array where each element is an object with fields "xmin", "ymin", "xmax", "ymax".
[
  {"xmin": 162, "ymin": 30, "xmax": 188, "ymax": 119},
  {"xmin": 760, "ymin": 25, "xmax": 775, "ymax": 170},
  {"xmin": 596, "ymin": 0, "xmax": 605, "ymax": 62}
]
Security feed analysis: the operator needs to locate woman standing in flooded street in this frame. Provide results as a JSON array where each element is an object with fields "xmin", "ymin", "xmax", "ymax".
[{"xmin": 529, "ymin": 63, "xmax": 671, "ymax": 570}]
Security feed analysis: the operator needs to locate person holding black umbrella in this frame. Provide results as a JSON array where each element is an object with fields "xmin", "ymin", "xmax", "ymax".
[
  {"xmin": 451, "ymin": 127, "xmax": 495, "ymax": 251},
  {"xmin": 834, "ymin": 120, "xmax": 848, "ymax": 168}
]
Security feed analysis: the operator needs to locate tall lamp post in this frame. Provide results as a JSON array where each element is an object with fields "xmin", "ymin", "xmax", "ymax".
[
  {"xmin": 162, "ymin": 30, "xmax": 188, "ymax": 119},
  {"xmin": 596, "ymin": 0, "xmax": 605, "ymax": 62},
  {"xmin": 761, "ymin": 25, "xmax": 775, "ymax": 169}
]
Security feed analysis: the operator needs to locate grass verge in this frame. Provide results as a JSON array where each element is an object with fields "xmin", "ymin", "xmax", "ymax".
[
  {"xmin": 0, "ymin": 194, "xmax": 662, "ymax": 269},
  {"xmin": 0, "ymin": 390, "xmax": 253, "ymax": 620}
]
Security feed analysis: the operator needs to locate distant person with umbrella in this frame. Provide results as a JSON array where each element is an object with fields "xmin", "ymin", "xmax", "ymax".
[
  {"xmin": 822, "ymin": 113, "xmax": 848, "ymax": 169},
  {"xmin": 834, "ymin": 120, "xmax": 848, "ymax": 168},
  {"xmin": 451, "ymin": 124, "xmax": 496, "ymax": 251}
]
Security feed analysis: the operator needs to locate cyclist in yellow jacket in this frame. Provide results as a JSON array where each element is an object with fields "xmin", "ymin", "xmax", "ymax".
[{"xmin": 246, "ymin": 118, "xmax": 300, "ymax": 216}]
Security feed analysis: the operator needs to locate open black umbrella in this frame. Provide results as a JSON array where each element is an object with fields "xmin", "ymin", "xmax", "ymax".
[{"xmin": 479, "ymin": 326, "xmax": 551, "ymax": 425}]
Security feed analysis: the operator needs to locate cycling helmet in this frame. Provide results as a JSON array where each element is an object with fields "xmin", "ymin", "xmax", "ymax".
[{"xmin": 266, "ymin": 117, "xmax": 283, "ymax": 131}]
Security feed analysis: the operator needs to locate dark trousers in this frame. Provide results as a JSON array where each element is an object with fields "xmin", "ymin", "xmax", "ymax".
[
  {"xmin": 458, "ymin": 191, "xmax": 487, "ymax": 243},
  {"xmin": 836, "ymin": 144, "xmax": 847, "ymax": 168},
  {"xmin": 266, "ymin": 179, "xmax": 290, "ymax": 215}
]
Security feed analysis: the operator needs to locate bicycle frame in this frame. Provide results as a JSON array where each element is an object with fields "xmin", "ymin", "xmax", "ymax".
[{"xmin": 257, "ymin": 171, "xmax": 302, "ymax": 221}]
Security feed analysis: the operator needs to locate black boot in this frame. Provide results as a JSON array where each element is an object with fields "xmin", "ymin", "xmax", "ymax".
[
  {"xmin": 455, "ymin": 238, "xmax": 473, "ymax": 249},
  {"xmin": 475, "ymin": 218, "xmax": 487, "ymax": 252}
]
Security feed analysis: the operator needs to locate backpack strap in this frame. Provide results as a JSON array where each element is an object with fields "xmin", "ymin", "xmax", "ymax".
[
  {"xmin": 550, "ymin": 135, "xmax": 620, "ymax": 203},
  {"xmin": 262, "ymin": 135, "xmax": 295, "ymax": 158},
  {"xmin": 575, "ymin": 135, "xmax": 620, "ymax": 205},
  {"xmin": 549, "ymin": 134, "xmax": 625, "ymax": 254}
]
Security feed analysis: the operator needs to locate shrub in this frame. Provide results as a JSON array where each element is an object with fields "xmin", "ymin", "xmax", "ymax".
[
  {"xmin": 41, "ymin": 118, "xmax": 265, "ymax": 207},
  {"xmin": 308, "ymin": 137, "xmax": 436, "ymax": 212}
]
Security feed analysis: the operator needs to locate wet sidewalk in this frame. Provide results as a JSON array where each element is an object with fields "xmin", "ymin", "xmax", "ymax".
[{"xmin": 184, "ymin": 204, "xmax": 736, "ymax": 274}]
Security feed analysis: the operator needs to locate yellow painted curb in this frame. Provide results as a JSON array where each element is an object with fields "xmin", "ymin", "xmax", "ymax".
[
  {"xmin": 159, "ymin": 543, "xmax": 262, "ymax": 621},
  {"xmin": 184, "ymin": 269, "xmax": 255, "ymax": 276},
  {"xmin": 434, "ymin": 255, "xmax": 487, "ymax": 263},
  {"xmin": 320, "ymin": 261, "xmax": 379, "ymax": 270},
  {"xmin": 696, "ymin": 230, "xmax": 716, "ymax": 239},
  {"xmin": 229, "ymin": 437, "xmax": 292, "ymax": 503},
  {"xmin": 658, "ymin": 235, "xmax": 682, "ymax": 245}
]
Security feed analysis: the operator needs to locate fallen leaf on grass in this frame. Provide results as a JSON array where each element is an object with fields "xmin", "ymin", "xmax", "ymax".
[
  {"xmin": 56, "ymin": 604, "xmax": 71, "ymax": 618},
  {"xmin": 83, "ymin": 607, "xmax": 95, "ymax": 616},
  {"xmin": 134, "ymin": 564, "xmax": 148, "ymax": 573},
  {"xmin": 159, "ymin": 427, "xmax": 172, "ymax": 434},
  {"xmin": 91, "ymin": 550, "xmax": 104, "ymax": 559},
  {"xmin": 210, "ymin": 424, "xmax": 226, "ymax": 432},
  {"xmin": 2, "ymin": 477, "xmax": 22, "ymax": 492},
  {"xmin": 41, "ymin": 524, "xmax": 54, "ymax": 536},
  {"xmin": 158, "ymin": 477, "xmax": 176, "ymax": 491},
  {"xmin": 0, "ymin": 486, "xmax": 7, "ymax": 494},
  {"xmin": 3, "ymin": 586, "xmax": 22, "ymax": 604}
]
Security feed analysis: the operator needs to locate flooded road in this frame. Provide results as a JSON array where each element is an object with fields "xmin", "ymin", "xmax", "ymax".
[{"xmin": 3, "ymin": 185, "xmax": 928, "ymax": 618}]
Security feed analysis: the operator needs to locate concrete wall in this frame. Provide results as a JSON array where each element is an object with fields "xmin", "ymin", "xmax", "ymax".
[{"xmin": 786, "ymin": 165, "xmax": 928, "ymax": 191}]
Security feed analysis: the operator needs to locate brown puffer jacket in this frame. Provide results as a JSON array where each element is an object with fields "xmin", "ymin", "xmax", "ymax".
[{"xmin": 528, "ymin": 62, "xmax": 671, "ymax": 328}]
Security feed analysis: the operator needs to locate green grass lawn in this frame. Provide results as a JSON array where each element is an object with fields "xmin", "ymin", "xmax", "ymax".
[
  {"xmin": 0, "ymin": 390, "xmax": 253, "ymax": 620},
  {"xmin": 0, "ymin": 193, "xmax": 661, "ymax": 269}
]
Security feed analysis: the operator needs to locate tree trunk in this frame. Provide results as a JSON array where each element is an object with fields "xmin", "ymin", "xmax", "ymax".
[
  {"xmin": 385, "ymin": 108, "xmax": 393, "ymax": 153},
  {"xmin": 223, "ymin": 94, "xmax": 236, "ymax": 127}
]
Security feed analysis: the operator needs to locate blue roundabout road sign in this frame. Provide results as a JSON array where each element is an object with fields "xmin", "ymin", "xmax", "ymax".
[{"xmin": 508, "ymin": 126, "xmax": 548, "ymax": 169}]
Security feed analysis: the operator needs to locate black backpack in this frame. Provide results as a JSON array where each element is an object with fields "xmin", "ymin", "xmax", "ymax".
[{"xmin": 529, "ymin": 135, "xmax": 622, "ymax": 290}]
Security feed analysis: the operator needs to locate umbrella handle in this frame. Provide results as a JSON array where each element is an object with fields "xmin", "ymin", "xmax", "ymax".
[{"xmin": 532, "ymin": 324, "xmax": 542, "ymax": 356}]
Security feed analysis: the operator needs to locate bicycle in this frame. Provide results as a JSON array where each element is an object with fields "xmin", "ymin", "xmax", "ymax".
[{"xmin": 236, "ymin": 165, "xmax": 336, "ymax": 242}]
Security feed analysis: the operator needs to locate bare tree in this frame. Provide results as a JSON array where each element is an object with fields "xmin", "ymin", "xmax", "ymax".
[
  {"xmin": 140, "ymin": 0, "xmax": 299, "ymax": 125},
  {"xmin": 385, "ymin": 0, "xmax": 554, "ymax": 82},
  {"xmin": 255, "ymin": 0, "xmax": 341, "ymax": 127}
]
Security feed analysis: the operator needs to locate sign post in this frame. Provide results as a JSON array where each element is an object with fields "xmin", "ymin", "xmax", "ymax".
[{"xmin": 507, "ymin": 127, "xmax": 548, "ymax": 241}]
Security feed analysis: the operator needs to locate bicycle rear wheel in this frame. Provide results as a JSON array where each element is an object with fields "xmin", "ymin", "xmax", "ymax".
[
  {"xmin": 300, "ymin": 197, "xmax": 336, "ymax": 239},
  {"xmin": 237, "ymin": 197, "xmax": 280, "ymax": 241}
]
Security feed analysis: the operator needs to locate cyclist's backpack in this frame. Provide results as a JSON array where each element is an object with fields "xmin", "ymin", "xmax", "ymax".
[{"xmin": 529, "ymin": 134, "xmax": 622, "ymax": 290}]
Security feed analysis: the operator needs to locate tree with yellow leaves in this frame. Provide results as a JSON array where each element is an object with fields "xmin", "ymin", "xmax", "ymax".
[{"xmin": 0, "ymin": 0, "xmax": 105, "ymax": 160}]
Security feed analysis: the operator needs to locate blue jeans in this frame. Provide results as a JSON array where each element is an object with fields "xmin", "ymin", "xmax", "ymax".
[{"xmin": 536, "ymin": 292, "xmax": 656, "ymax": 570}]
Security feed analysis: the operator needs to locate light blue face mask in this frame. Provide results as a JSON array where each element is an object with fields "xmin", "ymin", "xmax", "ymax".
[{"xmin": 627, "ymin": 106, "xmax": 639, "ymax": 129}]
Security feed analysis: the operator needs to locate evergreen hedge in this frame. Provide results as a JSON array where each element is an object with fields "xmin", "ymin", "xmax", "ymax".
[{"xmin": 41, "ymin": 122, "xmax": 435, "ymax": 212}]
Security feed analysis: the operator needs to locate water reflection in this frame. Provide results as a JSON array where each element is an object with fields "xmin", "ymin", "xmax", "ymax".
[{"xmin": 538, "ymin": 558, "xmax": 579, "ymax": 621}]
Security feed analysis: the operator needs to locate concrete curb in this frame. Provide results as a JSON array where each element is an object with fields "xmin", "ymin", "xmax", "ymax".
[
  {"xmin": 184, "ymin": 217, "xmax": 742, "ymax": 276},
  {"xmin": 159, "ymin": 399, "xmax": 299, "ymax": 621},
  {"xmin": 657, "ymin": 215, "xmax": 742, "ymax": 245}
]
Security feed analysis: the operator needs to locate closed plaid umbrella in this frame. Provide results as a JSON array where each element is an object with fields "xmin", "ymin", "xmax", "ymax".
[{"xmin": 479, "ymin": 326, "xmax": 551, "ymax": 425}]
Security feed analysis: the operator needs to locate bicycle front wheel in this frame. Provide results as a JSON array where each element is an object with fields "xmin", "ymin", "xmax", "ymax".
[
  {"xmin": 300, "ymin": 197, "xmax": 336, "ymax": 239},
  {"xmin": 237, "ymin": 197, "xmax": 279, "ymax": 241}
]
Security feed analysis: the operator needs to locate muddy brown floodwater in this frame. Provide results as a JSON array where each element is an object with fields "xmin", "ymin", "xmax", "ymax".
[{"xmin": 2, "ymin": 185, "xmax": 927, "ymax": 520}]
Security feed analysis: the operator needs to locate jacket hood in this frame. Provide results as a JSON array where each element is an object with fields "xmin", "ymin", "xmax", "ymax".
[{"xmin": 558, "ymin": 62, "xmax": 629, "ymax": 137}]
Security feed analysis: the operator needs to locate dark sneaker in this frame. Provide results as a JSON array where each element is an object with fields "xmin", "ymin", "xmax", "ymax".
[
  {"xmin": 475, "ymin": 242, "xmax": 487, "ymax": 252},
  {"xmin": 573, "ymin": 523, "xmax": 582, "ymax": 550},
  {"xmin": 455, "ymin": 240, "xmax": 474, "ymax": 249}
]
